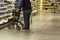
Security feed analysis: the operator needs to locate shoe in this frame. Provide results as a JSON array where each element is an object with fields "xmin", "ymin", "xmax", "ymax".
[{"xmin": 23, "ymin": 28, "xmax": 30, "ymax": 30}]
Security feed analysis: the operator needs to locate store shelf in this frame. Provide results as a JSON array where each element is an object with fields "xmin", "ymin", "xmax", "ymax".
[
  {"xmin": 0, "ymin": 13, "xmax": 12, "ymax": 18},
  {"xmin": 0, "ymin": 6, "xmax": 7, "ymax": 9},
  {"xmin": 0, "ymin": 2, "xmax": 7, "ymax": 5},
  {"xmin": 42, "ymin": 4, "xmax": 51, "ymax": 6},
  {"xmin": 32, "ymin": 10, "xmax": 37, "ymax": 13},
  {"xmin": 0, "ymin": 10, "xmax": 8, "ymax": 13},
  {"xmin": 0, "ymin": 1, "xmax": 14, "ymax": 28},
  {"xmin": 56, "ymin": 2, "xmax": 60, "ymax": 3},
  {"xmin": 7, "ymin": 8, "xmax": 14, "ymax": 10},
  {"xmin": 7, "ymin": 4, "xmax": 14, "ymax": 6}
]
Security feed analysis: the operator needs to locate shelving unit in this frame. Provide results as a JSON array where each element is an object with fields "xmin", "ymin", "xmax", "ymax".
[
  {"xmin": 0, "ymin": 0, "xmax": 14, "ymax": 28},
  {"xmin": 42, "ymin": 0, "xmax": 54, "ymax": 13},
  {"xmin": 31, "ymin": 0, "xmax": 37, "ymax": 14},
  {"xmin": 55, "ymin": 0, "xmax": 60, "ymax": 14},
  {"xmin": 42, "ymin": 0, "xmax": 60, "ymax": 14},
  {"xmin": 31, "ymin": 0, "xmax": 40, "ymax": 15}
]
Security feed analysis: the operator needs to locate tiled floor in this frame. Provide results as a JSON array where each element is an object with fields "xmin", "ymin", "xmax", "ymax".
[{"xmin": 0, "ymin": 14, "xmax": 60, "ymax": 40}]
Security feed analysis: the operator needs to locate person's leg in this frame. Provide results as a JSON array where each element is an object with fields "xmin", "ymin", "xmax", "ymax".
[{"xmin": 23, "ymin": 10, "xmax": 31, "ymax": 30}]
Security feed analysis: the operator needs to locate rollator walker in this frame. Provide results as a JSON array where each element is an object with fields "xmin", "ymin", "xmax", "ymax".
[{"xmin": 8, "ymin": 9, "xmax": 24, "ymax": 30}]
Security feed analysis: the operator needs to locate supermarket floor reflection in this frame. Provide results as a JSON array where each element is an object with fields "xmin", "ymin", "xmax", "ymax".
[{"xmin": 0, "ymin": 14, "xmax": 60, "ymax": 40}]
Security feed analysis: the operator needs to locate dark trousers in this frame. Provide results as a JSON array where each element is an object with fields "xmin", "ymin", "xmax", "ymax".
[{"xmin": 23, "ymin": 10, "xmax": 32, "ymax": 29}]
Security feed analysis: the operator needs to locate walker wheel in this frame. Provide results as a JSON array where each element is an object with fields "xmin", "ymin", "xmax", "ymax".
[
  {"xmin": 8, "ymin": 25, "xmax": 14, "ymax": 29},
  {"xmin": 16, "ymin": 26, "xmax": 21, "ymax": 30}
]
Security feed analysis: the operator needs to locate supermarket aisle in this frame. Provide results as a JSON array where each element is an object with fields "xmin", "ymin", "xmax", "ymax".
[{"xmin": 0, "ymin": 14, "xmax": 60, "ymax": 40}]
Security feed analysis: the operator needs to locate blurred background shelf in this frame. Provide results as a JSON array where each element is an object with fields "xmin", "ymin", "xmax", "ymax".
[{"xmin": 0, "ymin": 0, "xmax": 14, "ymax": 28}]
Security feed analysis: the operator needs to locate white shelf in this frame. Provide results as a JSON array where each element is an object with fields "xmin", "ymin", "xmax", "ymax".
[
  {"xmin": 0, "ymin": 2, "xmax": 7, "ymax": 5},
  {"xmin": 0, "ymin": 10, "xmax": 8, "ymax": 13},
  {"xmin": 0, "ymin": 6, "xmax": 7, "ymax": 9},
  {"xmin": 42, "ymin": 4, "xmax": 51, "ymax": 6},
  {"xmin": 0, "ymin": 13, "xmax": 13, "ymax": 18},
  {"xmin": 0, "ymin": 1, "xmax": 14, "ymax": 25},
  {"xmin": 7, "ymin": 4, "xmax": 14, "ymax": 6},
  {"xmin": 0, "ymin": 20, "xmax": 8, "ymax": 24},
  {"xmin": 56, "ymin": 2, "xmax": 60, "ymax": 4},
  {"xmin": 0, "ymin": 16, "xmax": 13, "ymax": 24}
]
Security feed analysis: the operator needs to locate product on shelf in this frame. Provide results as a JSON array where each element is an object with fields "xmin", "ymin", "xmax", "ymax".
[{"xmin": 0, "ymin": 1, "xmax": 14, "ymax": 25}]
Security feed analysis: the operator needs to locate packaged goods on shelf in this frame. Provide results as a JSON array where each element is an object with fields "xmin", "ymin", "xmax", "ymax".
[{"xmin": 0, "ymin": 1, "xmax": 14, "ymax": 25}]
